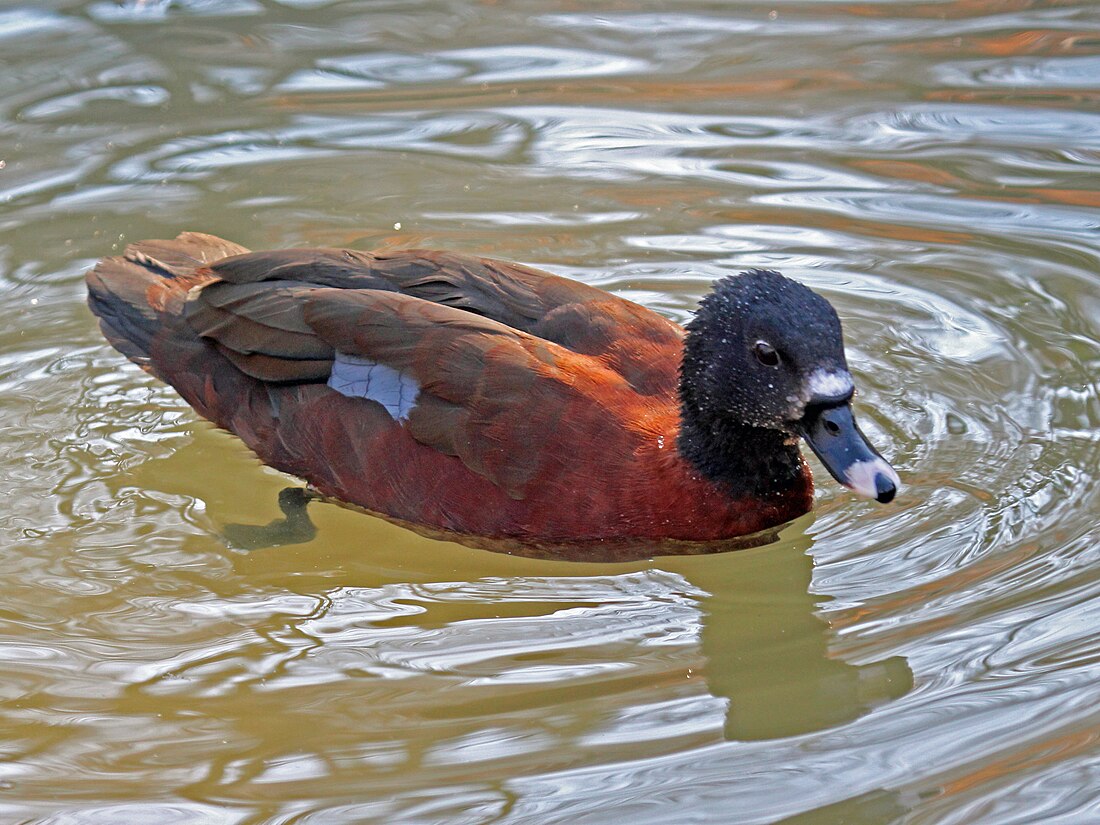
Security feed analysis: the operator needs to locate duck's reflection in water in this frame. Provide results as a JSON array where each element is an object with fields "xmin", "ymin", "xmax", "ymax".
[{"xmin": 665, "ymin": 531, "xmax": 912, "ymax": 742}]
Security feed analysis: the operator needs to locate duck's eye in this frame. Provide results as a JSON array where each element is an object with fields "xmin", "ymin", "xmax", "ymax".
[{"xmin": 753, "ymin": 341, "xmax": 781, "ymax": 368}]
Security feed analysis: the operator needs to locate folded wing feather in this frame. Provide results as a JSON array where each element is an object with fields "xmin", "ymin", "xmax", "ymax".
[{"xmin": 181, "ymin": 246, "xmax": 676, "ymax": 497}]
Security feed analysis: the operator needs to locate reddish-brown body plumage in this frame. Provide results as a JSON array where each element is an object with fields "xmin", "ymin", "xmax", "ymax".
[{"xmin": 87, "ymin": 233, "xmax": 813, "ymax": 554}]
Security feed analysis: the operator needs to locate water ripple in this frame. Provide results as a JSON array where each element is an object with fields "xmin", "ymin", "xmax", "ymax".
[
  {"xmin": 1, "ymin": 0, "xmax": 1099, "ymax": 822},
  {"xmin": 938, "ymin": 56, "xmax": 1100, "ymax": 89}
]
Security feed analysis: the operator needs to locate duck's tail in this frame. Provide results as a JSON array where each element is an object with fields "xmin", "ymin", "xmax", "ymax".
[{"xmin": 85, "ymin": 232, "xmax": 249, "ymax": 370}]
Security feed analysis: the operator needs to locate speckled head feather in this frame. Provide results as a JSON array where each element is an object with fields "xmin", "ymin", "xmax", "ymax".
[{"xmin": 680, "ymin": 269, "xmax": 849, "ymax": 431}]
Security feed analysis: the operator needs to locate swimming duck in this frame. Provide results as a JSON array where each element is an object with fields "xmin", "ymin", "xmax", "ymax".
[{"xmin": 86, "ymin": 232, "xmax": 899, "ymax": 553}]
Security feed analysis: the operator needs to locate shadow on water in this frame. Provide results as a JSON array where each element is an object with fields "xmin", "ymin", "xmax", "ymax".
[{"xmin": 223, "ymin": 487, "xmax": 319, "ymax": 549}]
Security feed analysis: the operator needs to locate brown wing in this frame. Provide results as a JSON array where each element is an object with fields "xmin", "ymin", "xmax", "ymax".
[
  {"xmin": 192, "ymin": 248, "xmax": 683, "ymax": 393},
  {"xmin": 89, "ymin": 233, "xmax": 807, "ymax": 545},
  {"xmin": 184, "ymin": 281, "xmax": 335, "ymax": 382},
  {"xmin": 206, "ymin": 247, "xmax": 589, "ymax": 331},
  {"xmin": 302, "ymin": 288, "xmax": 629, "ymax": 499},
  {"xmin": 178, "ymin": 246, "xmax": 680, "ymax": 496}
]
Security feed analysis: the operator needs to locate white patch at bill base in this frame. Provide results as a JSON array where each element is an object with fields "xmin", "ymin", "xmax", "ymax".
[
  {"xmin": 327, "ymin": 351, "xmax": 419, "ymax": 420},
  {"xmin": 806, "ymin": 368, "xmax": 854, "ymax": 400}
]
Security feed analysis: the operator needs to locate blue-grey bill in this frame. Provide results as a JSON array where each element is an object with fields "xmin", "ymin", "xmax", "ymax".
[{"xmin": 799, "ymin": 403, "xmax": 900, "ymax": 503}]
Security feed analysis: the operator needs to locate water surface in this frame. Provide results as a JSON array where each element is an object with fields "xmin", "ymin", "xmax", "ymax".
[{"xmin": 1, "ymin": 0, "xmax": 1099, "ymax": 822}]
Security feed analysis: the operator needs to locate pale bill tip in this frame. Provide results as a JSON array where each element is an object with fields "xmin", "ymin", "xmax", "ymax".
[{"xmin": 843, "ymin": 458, "xmax": 901, "ymax": 502}]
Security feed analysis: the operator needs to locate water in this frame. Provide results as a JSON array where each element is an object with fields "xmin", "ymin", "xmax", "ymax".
[{"xmin": 1, "ymin": 0, "xmax": 1099, "ymax": 822}]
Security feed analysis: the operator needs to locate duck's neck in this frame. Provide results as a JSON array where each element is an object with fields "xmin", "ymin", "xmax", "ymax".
[{"xmin": 677, "ymin": 401, "xmax": 805, "ymax": 500}]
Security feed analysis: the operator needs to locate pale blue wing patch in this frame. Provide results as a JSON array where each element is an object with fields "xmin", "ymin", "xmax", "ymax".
[{"xmin": 327, "ymin": 351, "xmax": 420, "ymax": 421}]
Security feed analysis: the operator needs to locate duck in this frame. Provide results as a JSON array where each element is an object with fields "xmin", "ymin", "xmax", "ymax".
[{"xmin": 86, "ymin": 232, "xmax": 900, "ymax": 555}]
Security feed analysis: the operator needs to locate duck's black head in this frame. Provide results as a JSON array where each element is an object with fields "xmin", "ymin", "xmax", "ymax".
[{"xmin": 678, "ymin": 269, "xmax": 899, "ymax": 503}]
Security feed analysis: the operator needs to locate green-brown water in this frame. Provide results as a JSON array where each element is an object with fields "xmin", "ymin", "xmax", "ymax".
[{"xmin": 2, "ymin": 1, "xmax": 1099, "ymax": 822}]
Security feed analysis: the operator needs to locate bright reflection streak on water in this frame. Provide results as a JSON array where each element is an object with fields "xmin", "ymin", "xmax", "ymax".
[{"xmin": 0, "ymin": 0, "xmax": 1099, "ymax": 822}]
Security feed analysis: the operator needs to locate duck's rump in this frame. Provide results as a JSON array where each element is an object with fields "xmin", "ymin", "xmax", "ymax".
[{"xmin": 87, "ymin": 232, "xmax": 801, "ymax": 546}]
